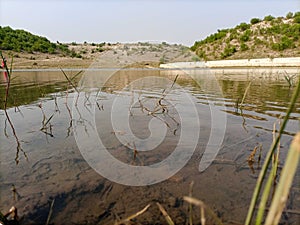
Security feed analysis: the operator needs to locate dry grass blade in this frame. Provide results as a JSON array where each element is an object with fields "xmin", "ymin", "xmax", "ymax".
[
  {"xmin": 115, "ymin": 204, "xmax": 151, "ymax": 225},
  {"xmin": 156, "ymin": 202, "xmax": 175, "ymax": 225},
  {"xmin": 183, "ymin": 196, "xmax": 224, "ymax": 225},
  {"xmin": 184, "ymin": 196, "xmax": 205, "ymax": 208},
  {"xmin": 264, "ymin": 132, "xmax": 300, "ymax": 225},
  {"xmin": 248, "ymin": 145, "xmax": 259, "ymax": 163},
  {"xmin": 200, "ymin": 206, "xmax": 206, "ymax": 225},
  {"xmin": 45, "ymin": 198, "xmax": 55, "ymax": 225},
  {"xmin": 189, "ymin": 181, "xmax": 194, "ymax": 225}
]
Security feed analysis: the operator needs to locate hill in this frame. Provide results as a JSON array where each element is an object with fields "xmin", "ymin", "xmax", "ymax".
[
  {"xmin": 0, "ymin": 26, "xmax": 72, "ymax": 55},
  {"xmin": 0, "ymin": 26, "xmax": 200, "ymax": 68},
  {"xmin": 191, "ymin": 12, "xmax": 300, "ymax": 60},
  {"xmin": 0, "ymin": 27, "xmax": 197, "ymax": 68}
]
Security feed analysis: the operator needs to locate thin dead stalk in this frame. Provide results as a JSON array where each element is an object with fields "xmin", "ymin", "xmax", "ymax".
[
  {"xmin": 183, "ymin": 196, "xmax": 224, "ymax": 225},
  {"xmin": 115, "ymin": 204, "xmax": 151, "ymax": 225},
  {"xmin": 156, "ymin": 202, "xmax": 175, "ymax": 225},
  {"xmin": 189, "ymin": 181, "xmax": 194, "ymax": 225},
  {"xmin": 45, "ymin": 198, "xmax": 55, "ymax": 225}
]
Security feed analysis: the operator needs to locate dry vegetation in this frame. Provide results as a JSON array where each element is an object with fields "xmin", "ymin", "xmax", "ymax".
[{"xmin": 1, "ymin": 40, "xmax": 198, "ymax": 69}]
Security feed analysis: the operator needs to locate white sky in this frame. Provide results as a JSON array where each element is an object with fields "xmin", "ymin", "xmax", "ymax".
[{"xmin": 0, "ymin": 0, "xmax": 299, "ymax": 46}]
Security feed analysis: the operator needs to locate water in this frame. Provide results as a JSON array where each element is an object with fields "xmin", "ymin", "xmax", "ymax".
[{"xmin": 0, "ymin": 68, "xmax": 299, "ymax": 224}]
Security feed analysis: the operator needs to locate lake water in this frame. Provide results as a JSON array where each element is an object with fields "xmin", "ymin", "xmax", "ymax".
[{"xmin": 0, "ymin": 68, "xmax": 299, "ymax": 224}]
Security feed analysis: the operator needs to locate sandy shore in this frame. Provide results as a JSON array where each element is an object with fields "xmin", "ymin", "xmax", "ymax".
[
  {"xmin": 160, "ymin": 57, "xmax": 300, "ymax": 68},
  {"xmin": 159, "ymin": 58, "xmax": 300, "ymax": 78},
  {"xmin": 2, "ymin": 43, "xmax": 299, "ymax": 70}
]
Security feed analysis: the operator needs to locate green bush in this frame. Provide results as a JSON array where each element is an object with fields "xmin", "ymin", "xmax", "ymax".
[
  {"xmin": 294, "ymin": 15, "xmax": 300, "ymax": 23},
  {"xmin": 240, "ymin": 29, "xmax": 251, "ymax": 42},
  {"xmin": 254, "ymin": 37, "xmax": 264, "ymax": 45},
  {"xmin": 192, "ymin": 56, "xmax": 200, "ymax": 62},
  {"xmin": 98, "ymin": 42, "xmax": 106, "ymax": 47},
  {"xmin": 240, "ymin": 42, "xmax": 249, "ymax": 51},
  {"xmin": 196, "ymin": 49, "xmax": 206, "ymax": 59},
  {"xmin": 0, "ymin": 26, "xmax": 71, "ymax": 55},
  {"xmin": 190, "ymin": 41, "xmax": 199, "ymax": 51},
  {"xmin": 221, "ymin": 44, "xmax": 236, "ymax": 59},
  {"xmin": 199, "ymin": 29, "xmax": 228, "ymax": 44},
  {"xmin": 237, "ymin": 22, "xmax": 250, "ymax": 31},
  {"xmin": 294, "ymin": 12, "xmax": 300, "ymax": 17},
  {"xmin": 264, "ymin": 15, "xmax": 275, "ymax": 21},
  {"xmin": 250, "ymin": 18, "xmax": 261, "ymax": 25},
  {"xmin": 272, "ymin": 36, "xmax": 294, "ymax": 51},
  {"xmin": 286, "ymin": 12, "xmax": 293, "ymax": 19}
]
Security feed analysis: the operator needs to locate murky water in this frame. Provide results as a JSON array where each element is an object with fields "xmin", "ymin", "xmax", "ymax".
[{"xmin": 0, "ymin": 68, "xmax": 299, "ymax": 224}]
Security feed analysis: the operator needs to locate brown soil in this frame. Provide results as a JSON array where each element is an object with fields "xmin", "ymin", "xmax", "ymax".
[{"xmin": 2, "ymin": 42, "xmax": 198, "ymax": 69}]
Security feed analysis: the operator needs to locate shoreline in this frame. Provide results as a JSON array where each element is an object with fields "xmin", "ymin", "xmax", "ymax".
[{"xmin": 160, "ymin": 57, "xmax": 300, "ymax": 69}]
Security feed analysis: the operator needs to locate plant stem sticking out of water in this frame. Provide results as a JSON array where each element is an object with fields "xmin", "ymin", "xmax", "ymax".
[
  {"xmin": 264, "ymin": 132, "xmax": 300, "ymax": 225},
  {"xmin": 245, "ymin": 75, "xmax": 300, "ymax": 225},
  {"xmin": 0, "ymin": 51, "xmax": 27, "ymax": 164},
  {"xmin": 247, "ymin": 144, "xmax": 262, "ymax": 174},
  {"xmin": 60, "ymin": 68, "xmax": 82, "ymax": 106},
  {"xmin": 183, "ymin": 196, "xmax": 223, "ymax": 225},
  {"xmin": 61, "ymin": 69, "xmax": 83, "ymax": 137},
  {"xmin": 38, "ymin": 103, "xmax": 55, "ymax": 138},
  {"xmin": 237, "ymin": 81, "xmax": 252, "ymax": 132},
  {"xmin": 239, "ymin": 81, "xmax": 252, "ymax": 110},
  {"xmin": 284, "ymin": 71, "xmax": 296, "ymax": 88}
]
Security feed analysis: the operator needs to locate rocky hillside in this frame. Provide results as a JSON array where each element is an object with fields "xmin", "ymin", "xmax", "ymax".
[{"xmin": 191, "ymin": 12, "xmax": 300, "ymax": 60}]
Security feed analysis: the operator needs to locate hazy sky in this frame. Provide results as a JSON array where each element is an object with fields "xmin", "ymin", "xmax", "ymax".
[{"xmin": 0, "ymin": 0, "xmax": 299, "ymax": 46}]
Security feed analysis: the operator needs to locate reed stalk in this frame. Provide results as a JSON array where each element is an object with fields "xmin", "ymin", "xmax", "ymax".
[
  {"xmin": 245, "ymin": 77, "xmax": 300, "ymax": 225},
  {"xmin": 264, "ymin": 132, "xmax": 300, "ymax": 225}
]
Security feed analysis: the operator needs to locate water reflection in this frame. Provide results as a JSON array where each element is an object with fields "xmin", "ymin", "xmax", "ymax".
[{"xmin": 0, "ymin": 69, "xmax": 299, "ymax": 224}]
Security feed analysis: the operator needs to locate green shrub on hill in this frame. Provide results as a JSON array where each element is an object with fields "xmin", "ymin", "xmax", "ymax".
[
  {"xmin": 250, "ymin": 18, "xmax": 261, "ymax": 25},
  {"xmin": 0, "ymin": 26, "xmax": 104, "ymax": 57},
  {"xmin": 240, "ymin": 29, "xmax": 251, "ymax": 42},
  {"xmin": 272, "ymin": 36, "xmax": 295, "ymax": 51},
  {"xmin": 0, "ymin": 26, "xmax": 70, "ymax": 55},
  {"xmin": 221, "ymin": 44, "xmax": 237, "ymax": 59},
  {"xmin": 286, "ymin": 12, "xmax": 293, "ymax": 19},
  {"xmin": 237, "ymin": 22, "xmax": 250, "ymax": 31},
  {"xmin": 264, "ymin": 15, "xmax": 275, "ymax": 21},
  {"xmin": 191, "ymin": 11, "xmax": 300, "ymax": 60}
]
